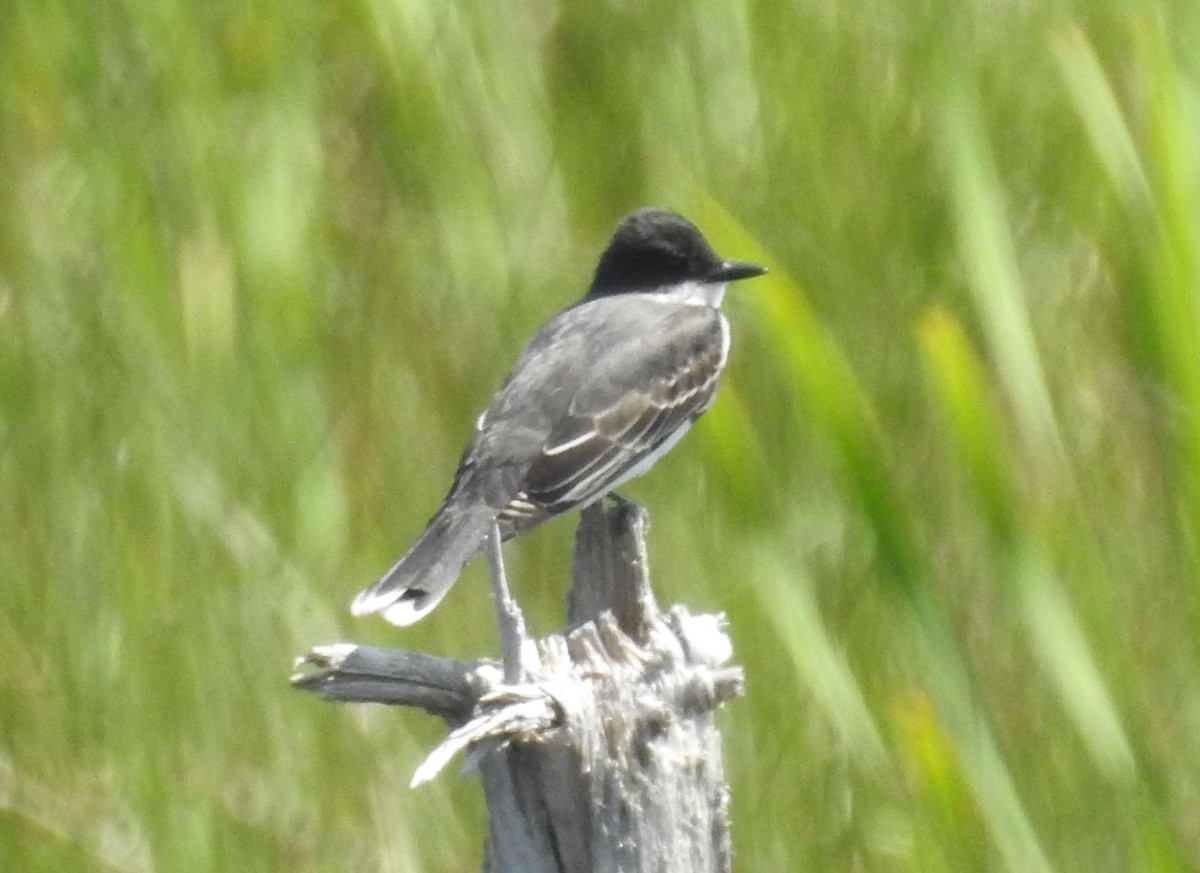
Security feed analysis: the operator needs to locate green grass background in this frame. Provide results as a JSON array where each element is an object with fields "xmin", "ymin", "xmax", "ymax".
[{"xmin": 3, "ymin": 0, "xmax": 1199, "ymax": 870}]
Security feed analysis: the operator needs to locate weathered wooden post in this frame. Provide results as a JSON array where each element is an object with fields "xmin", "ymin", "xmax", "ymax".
[{"xmin": 292, "ymin": 500, "xmax": 743, "ymax": 873}]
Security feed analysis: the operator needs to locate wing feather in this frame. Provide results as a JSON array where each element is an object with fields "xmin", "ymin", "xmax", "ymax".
[{"xmin": 518, "ymin": 305, "xmax": 727, "ymax": 514}]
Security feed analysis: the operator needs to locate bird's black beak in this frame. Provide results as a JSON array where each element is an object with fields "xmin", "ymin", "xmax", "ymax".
[{"xmin": 710, "ymin": 259, "xmax": 767, "ymax": 283}]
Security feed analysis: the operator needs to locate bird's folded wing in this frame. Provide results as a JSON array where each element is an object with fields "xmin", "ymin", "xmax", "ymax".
[{"xmin": 520, "ymin": 306, "xmax": 726, "ymax": 511}]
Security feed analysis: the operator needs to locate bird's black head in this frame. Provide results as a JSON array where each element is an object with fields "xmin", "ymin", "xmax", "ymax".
[{"xmin": 586, "ymin": 207, "xmax": 766, "ymax": 298}]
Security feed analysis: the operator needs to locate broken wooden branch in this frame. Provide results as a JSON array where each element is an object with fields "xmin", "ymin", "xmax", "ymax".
[{"xmin": 292, "ymin": 499, "xmax": 743, "ymax": 873}]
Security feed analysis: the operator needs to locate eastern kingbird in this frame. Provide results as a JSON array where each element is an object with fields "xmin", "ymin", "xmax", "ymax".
[{"xmin": 351, "ymin": 207, "xmax": 766, "ymax": 625}]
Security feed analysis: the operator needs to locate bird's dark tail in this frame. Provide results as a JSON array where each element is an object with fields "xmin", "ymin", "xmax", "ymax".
[{"xmin": 350, "ymin": 498, "xmax": 496, "ymax": 626}]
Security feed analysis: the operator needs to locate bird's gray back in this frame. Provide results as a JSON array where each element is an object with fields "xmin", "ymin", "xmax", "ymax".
[{"xmin": 458, "ymin": 295, "xmax": 724, "ymax": 510}]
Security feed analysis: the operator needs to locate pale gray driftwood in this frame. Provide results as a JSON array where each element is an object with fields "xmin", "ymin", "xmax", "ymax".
[{"xmin": 291, "ymin": 500, "xmax": 744, "ymax": 873}]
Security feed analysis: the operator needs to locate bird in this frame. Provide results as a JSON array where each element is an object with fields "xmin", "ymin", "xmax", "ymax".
[{"xmin": 351, "ymin": 207, "xmax": 766, "ymax": 626}]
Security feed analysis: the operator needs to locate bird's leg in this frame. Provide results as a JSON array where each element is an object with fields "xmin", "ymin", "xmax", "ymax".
[{"xmin": 485, "ymin": 522, "xmax": 530, "ymax": 683}]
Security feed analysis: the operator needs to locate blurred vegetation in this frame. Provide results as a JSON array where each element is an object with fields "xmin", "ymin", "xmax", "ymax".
[{"xmin": 2, "ymin": 0, "xmax": 1199, "ymax": 870}]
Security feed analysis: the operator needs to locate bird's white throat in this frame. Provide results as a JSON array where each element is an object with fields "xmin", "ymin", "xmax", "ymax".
[{"xmin": 661, "ymin": 280, "xmax": 728, "ymax": 308}]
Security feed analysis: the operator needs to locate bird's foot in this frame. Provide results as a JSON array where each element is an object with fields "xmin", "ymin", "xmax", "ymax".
[{"xmin": 606, "ymin": 492, "xmax": 648, "ymax": 528}]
